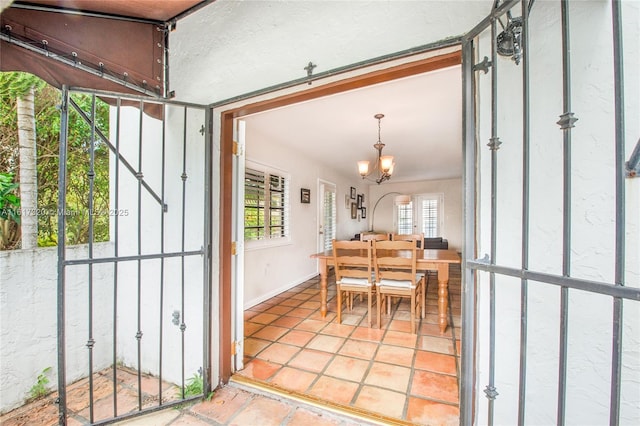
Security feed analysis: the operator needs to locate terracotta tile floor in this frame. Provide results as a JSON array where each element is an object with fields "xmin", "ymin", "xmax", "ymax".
[
  {"xmin": 1, "ymin": 265, "xmax": 460, "ymax": 426},
  {"xmin": 236, "ymin": 264, "xmax": 462, "ymax": 425},
  {"xmin": 1, "ymin": 374, "xmax": 375, "ymax": 426}
]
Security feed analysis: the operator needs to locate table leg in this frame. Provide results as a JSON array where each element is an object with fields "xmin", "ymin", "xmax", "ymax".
[
  {"xmin": 437, "ymin": 264, "xmax": 450, "ymax": 334},
  {"xmin": 319, "ymin": 257, "xmax": 328, "ymax": 318}
]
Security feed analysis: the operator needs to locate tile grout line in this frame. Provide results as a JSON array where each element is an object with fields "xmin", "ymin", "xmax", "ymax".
[{"xmin": 240, "ymin": 267, "xmax": 462, "ymax": 424}]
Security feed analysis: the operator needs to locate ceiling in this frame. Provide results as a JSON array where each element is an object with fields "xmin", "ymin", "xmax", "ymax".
[{"xmin": 242, "ymin": 64, "xmax": 463, "ymax": 184}]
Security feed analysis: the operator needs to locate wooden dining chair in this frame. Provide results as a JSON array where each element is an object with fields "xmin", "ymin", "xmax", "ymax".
[
  {"xmin": 360, "ymin": 233, "xmax": 389, "ymax": 242},
  {"xmin": 391, "ymin": 233, "xmax": 424, "ymax": 248},
  {"xmin": 332, "ymin": 239, "xmax": 375, "ymax": 327},
  {"xmin": 373, "ymin": 239, "xmax": 425, "ymax": 334}
]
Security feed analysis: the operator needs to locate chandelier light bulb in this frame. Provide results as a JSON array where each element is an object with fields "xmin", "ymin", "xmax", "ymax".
[
  {"xmin": 380, "ymin": 155, "xmax": 394, "ymax": 173},
  {"xmin": 358, "ymin": 161, "xmax": 370, "ymax": 177}
]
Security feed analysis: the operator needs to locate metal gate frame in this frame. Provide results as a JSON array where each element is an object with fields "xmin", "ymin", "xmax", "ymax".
[
  {"xmin": 56, "ymin": 86, "xmax": 212, "ymax": 425},
  {"xmin": 460, "ymin": 1, "xmax": 640, "ymax": 425}
]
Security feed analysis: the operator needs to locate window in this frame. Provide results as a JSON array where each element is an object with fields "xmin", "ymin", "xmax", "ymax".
[
  {"xmin": 420, "ymin": 198, "xmax": 439, "ymax": 237},
  {"xmin": 320, "ymin": 183, "xmax": 336, "ymax": 252},
  {"xmin": 396, "ymin": 194, "xmax": 443, "ymax": 237},
  {"xmin": 397, "ymin": 202, "xmax": 413, "ymax": 234},
  {"xmin": 244, "ymin": 165, "xmax": 289, "ymax": 242}
]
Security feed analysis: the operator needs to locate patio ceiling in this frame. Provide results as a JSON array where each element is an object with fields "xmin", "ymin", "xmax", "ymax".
[{"xmin": 4, "ymin": 0, "xmax": 212, "ymax": 23}]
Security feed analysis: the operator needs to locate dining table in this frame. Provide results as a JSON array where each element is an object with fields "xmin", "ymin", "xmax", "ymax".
[{"xmin": 310, "ymin": 248, "xmax": 461, "ymax": 334}]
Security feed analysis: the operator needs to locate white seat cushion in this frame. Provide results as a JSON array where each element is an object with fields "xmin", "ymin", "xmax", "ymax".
[
  {"xmin": 378, "ymin": 278, "xmax": 415, "ymax": 288},
  {"xmin": 338, "ymin": 277, "xmax": 372, "ymax": 286}
]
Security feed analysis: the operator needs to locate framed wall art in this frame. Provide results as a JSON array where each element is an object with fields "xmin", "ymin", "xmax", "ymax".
[{"xmin": 300, "ymin": 188, "xmax": 310, "ymax": 203}]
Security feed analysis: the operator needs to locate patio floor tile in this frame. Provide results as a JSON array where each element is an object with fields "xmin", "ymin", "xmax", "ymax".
[
  {"xmin": 406, "ymin": 397, "xmax": 459, "ymax": 426},
  {"xmin": 353, "ymin": 385, "xmax": 406, "ymax": 419}
]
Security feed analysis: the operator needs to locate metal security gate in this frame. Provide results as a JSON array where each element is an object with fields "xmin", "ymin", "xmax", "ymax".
[
  {"xmin": 460, "ymin": 1, "xmax": 640, "ymax": 425},
  {"xmin": 56, "ymin": 87, "xmax": 211, "ymax": 425}
]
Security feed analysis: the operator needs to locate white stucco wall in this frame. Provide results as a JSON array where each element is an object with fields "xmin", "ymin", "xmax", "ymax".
[
  {"xmin": 110, "ymin": 105, "xmax": 207, "ymax": 387},
  {"xmin": 474, "ymin": 2, "xmax": 639, "ymax": 425},
  {"xmin": 170, "ymin": 0, "xmax": 490, "ymax": 105},
  {"xmin": 0, "ymin": 244, "xmax": 114, "ymax": 413}
]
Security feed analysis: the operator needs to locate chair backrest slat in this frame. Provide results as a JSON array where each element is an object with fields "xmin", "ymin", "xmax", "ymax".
[
  {"xmin": 373, "ymin": 239, "xmax": 418, "ymax": 283},
  {"xmin": 332, "ymin": 239, "xmax": 373, "ymax": 281},
  {"xmin": 390, "ymin": 233, "xmax": 423, "ymax": 248}
]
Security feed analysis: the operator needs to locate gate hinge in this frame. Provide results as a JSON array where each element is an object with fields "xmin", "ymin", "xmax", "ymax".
[
  {"xmin": 232, "ymin": 140, "xmax": 243, "ymax": 156},
  {"xmin": 231, "ymin": 340, "xmax": 241, "ymax": 355},
  {"xmin": 231, "ymin": 241, "xmax": 237, "ymax": 255}
]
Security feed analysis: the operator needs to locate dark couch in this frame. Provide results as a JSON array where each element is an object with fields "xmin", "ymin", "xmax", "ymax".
[
  {"xmin": 423, "ymin": 237, "xmax": 448, "ymax": 250},
  {"xmin": 351, "ymin": 233, "xmax": 449, "ymax": 250}
]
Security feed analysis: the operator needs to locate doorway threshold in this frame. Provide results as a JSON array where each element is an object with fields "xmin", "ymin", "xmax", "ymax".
[{"xmin": 231, "ymin": 374, "xmax": 412, "ymax": 426}]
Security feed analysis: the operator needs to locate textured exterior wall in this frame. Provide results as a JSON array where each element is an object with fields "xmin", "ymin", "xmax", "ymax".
[
  {"xmin": 474, "ymin": 2, "xmax": 639, "ymax": 424},
  {"xmin": 0, "ymin": 243, "xmax": 114, "ymax": 413}
]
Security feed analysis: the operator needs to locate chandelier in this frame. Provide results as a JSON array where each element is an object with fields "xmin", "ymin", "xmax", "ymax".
[{"xmin": 357, "ymin": 113, "xmax": 395, "ymax": 184}]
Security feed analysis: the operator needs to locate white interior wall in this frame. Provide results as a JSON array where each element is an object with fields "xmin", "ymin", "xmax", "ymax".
[
  {"xmin": 367, "ymin": 178, "xmax": 463, "ymax": 251},
  {"xmin": 243, "ymin": 126, "xmax": 368, "ymax": 308}
]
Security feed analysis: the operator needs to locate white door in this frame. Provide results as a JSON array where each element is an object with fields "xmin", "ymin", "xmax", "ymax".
[
  {"xmin": 318, "ymin": 181, "xmax": 336, "ymax": 253},
  {"xmin": 415, "ymin": 193, "xmax": 444, "ymax": 237},
  {"xmin": 231, "ymin": 119, "xmax": 246, "ymax": 371}
]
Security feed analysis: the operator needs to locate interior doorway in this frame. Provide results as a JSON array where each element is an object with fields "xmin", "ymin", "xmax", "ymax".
[{"xmin": 218, "ymin": 47, "xmax": 463, "ymax": 422}]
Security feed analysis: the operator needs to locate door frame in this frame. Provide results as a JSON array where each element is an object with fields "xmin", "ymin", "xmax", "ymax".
[{"xmin": 217, "ymin": 49, "xmax": 463, "ymax": 383}]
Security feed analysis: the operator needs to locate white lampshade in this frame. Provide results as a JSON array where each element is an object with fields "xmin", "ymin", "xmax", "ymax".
[
  {"xmin": 357, "ymin": 160, "xmax": 370, "ymax": 176},
  {"xmin": 380, "ymin": 155, "xmax": 394, "ymax": 173},
  {"xmin": 394, "ymin": 195, "xmax": 411, "ymax": 205}
]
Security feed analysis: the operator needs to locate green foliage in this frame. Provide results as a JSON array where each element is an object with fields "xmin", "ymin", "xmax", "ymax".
[
  {"xmin": 0, "ymin": 172, "xmax": 21, "ymax": 250},
  {"xmin": 0, "ymin": 72, "xmax": 110, "ymax": 247},
  {"xmin": 182, "ymin": 372, "xmax": 203, "ymax": 398},
  {"xmin": 28, "ymin": 367, "xmax": 52, "ymax": 400},
  {"xmin": 0, "ymin": 172, "xmax": 20, "ymax": 223},
  {"xmin": 0, "ymin": 72, "xmax": 45, "ymax": 99}
]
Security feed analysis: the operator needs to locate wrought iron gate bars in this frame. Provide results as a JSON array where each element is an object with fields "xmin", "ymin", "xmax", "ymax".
[
  {"xmin": 56, "ymin": 85, "xmax": 70, "ymax": 426},
  {"xmin": 56, "ymin": 86, "xmax": 211, "ymax": 425},
  {"xmin": 610, "ymin": 1, "xmax": 626, "ymax": 424},
  {"xmin": 460, "ymin": 37, "xmax": 476, "ymax": 426},
  {"xmin": 158, "ymin": 96, "xmax": 167, "ymax": 407},
  {"xmin": 180, "ymin": 106, "xmax": 188, "ymax": 399},
  {"xmin": 87, "ymin": 93, "xmax": 97, "ymax": 423},
  {"xmin": 483, "ymin": 8, "xmax": 500, "ymax": 426},
  {"xmin": 135, "ymin": 98, "xmax": 144, "ymax": 411},
  {"xmin": 112, "ymin": 97, "xmax": 121, "ymax": 417},
  {"xmin": 557, "ymin": 1, "xmax": 573, "ymax": 424},
  {"xmin": 517, "ymin": 1, "xmax": 530, "ymax": 425},
  {"xmin": 462, "ymin": 0, "xmax": 637, "ymax": 425},
  {"xmin": 67, "ymin": 98, "xmax": 164, "ymax": 208}
]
